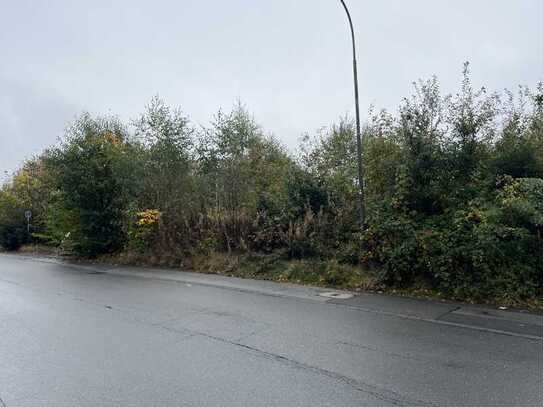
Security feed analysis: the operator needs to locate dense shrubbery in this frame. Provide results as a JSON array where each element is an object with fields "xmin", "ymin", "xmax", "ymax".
[
  {"xmin": 1, "ymin": 66, "xmax": 542, "ymax": 302},
  {"xmin": 358, "ymin": 67, "xmax": 543, "ymax": 301},
  {"xmin": 364, "ymin": 180, "xmax": 543, "ymax": 300},
  {"xmin": 0, "ymin": 190, "xmax": 27, "ymax": 250}
]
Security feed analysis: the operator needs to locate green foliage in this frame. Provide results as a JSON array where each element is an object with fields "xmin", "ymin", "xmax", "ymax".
[
  {"xmin": 499, "ymin": 177, "xmax": 543, "ymax": 233},
  {"xmin": 44, "ymin": 114, "xmax": 139, "ymax": 257},
  {"xmin": 362, "ymin": 177, "xmax": 543, "ymax": 301},
  {"xmin": 0, "ymin": 189, "xmax": 27, "ymax": 250},
  {"xmin": 349, "ymin": 70, "xmax": 543, "ymax": 302},
  {"xmin": 0, "ymin": 157, "xmax": 56, "ymax": 250},
  {"xmin": 363, "ymin": 112, "xmax": 402, "ymax": 205},
  {"xmin": 135, "ymin": 96, "xmax": 194, "ymax": 212},
  {"xmin": 2, "ymin": 71, "xmax": 543, "ymax": 304},
  {"xmin": 194, "ymin": 103, "xmax": 297, "ymax": 253}
]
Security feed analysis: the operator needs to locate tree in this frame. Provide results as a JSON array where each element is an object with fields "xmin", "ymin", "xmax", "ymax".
[
  {"xmin": 490, "ymin": 86, "xmax": 543, "ymax": 180},
  {"xmin": 444, "ymin": 62, "xmax": 497, "ymax": 203},
  {"xmin": 395, "ymin": 76, "xmax": 448, "ymax": 215},
  {"xmin": 45, "ymin": 114, "xmax": 139, "ymax": 256},
  {"xmin": 134, "ymin": 96, "xmax": 195, "ymax": 213}
]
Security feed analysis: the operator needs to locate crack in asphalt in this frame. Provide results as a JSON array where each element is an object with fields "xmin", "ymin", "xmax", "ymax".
[
  {"xmin": 0, "ymin": 394, "xmax": 6, "ymax": 407},
  {"xmin": 435, "ymin": 306, "xmax": 461, "ymax": 320},
  {"xmin": 155, "ymin": 323, "xmax": 439, "ymax": 407},
  {"xmin": 336, "ymin": 340, "xmax": 425, "ymax": 362},
  {"xmin": 9, "ymin": 283, "xmax": 431, "ymax": 407},
  {"xmin": 330, "ymin": 302, "xmax": 543, "ymax": 342}
]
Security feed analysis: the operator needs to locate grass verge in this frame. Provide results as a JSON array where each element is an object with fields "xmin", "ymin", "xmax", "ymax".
[
  {"xmin": 11, "ymin": 245, "xmax": 543, "ymax": 311},
  {"xmin": 96, "ymin": 249, "xmax": 378, "ymax": 292}
]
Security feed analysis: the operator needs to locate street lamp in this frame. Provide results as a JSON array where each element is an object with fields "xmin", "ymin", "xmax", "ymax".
[{"xmin": 339, "ymin": 0, "xmax": 365, "ymax": 228}]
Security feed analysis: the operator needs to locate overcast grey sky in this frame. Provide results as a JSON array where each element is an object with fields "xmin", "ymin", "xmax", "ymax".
[{"xmin": 1, "ymin": 0, "xmax": 542, "ymax": 179}]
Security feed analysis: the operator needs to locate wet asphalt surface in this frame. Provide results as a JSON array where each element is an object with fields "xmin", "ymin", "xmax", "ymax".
[{"xmin": 1, "ymin": 254, "xmax": 542, "ymax": 406}]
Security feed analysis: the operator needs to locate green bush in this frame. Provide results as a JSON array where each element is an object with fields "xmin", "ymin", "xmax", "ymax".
[
  {"xmin": 0, "ymin": 225, "xmax": 26, "ymax": 251},
  {"xmin": 362, "ymin": 179, "xmax": 543, "ymax": 301},
  {"xmin": 44, "ymin": 114, "xmax": 140, "ymax": 257},
  {"xmin": 0, "ymin": 190, "xmax": 27, "ymax": 251}
]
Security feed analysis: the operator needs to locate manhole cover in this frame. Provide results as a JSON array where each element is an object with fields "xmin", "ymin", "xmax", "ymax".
[{"xmin": 319, "ymin": 292, "xmax": 353, "ymax": 300}]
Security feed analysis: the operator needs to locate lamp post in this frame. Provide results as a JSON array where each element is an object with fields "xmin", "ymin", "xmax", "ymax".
[{"xmin": 339, "ymin": 0, "xmax": 365, "ymax": 228}]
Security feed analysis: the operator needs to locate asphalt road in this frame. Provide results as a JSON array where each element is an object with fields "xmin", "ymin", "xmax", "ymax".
[{"xmin": 1, "ymin": 254, "xmax": 542, "ymax": 407}]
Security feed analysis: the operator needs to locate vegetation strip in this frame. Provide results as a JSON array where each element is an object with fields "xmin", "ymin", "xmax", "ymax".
[{"xmin": 1, "ymin": 65, "xmax": 542, "ymax": 306}]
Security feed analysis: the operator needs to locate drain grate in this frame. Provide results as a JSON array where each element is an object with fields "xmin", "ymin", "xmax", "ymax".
[{"xmin": 319, "ymin": 292, "xmax": 353, "ymax": 300}]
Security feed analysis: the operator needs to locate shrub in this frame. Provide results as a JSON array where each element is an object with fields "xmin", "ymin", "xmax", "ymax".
[
  {"xmin": 0, "ymin": 225, "xmax": 26, "ymax": 251},
  {"xmin": 127, "ymin": 209, "xmax": 162, "ymax": 253},
  {"xmin": 362, "ymin": 182, "xmax": 543, "ymax": 302},
  {"xmin": 0, "ymin": 190, "xmax": 27, "ymax": 251},
  {"xmin": 44, "ymin": 114, "xmax": 139, "ymax": 257}
]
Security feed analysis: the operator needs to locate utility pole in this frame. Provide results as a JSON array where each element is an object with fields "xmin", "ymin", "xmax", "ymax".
[{"xmin": 339, "ymin": 0, "xmax": 365, "ymax": 228}]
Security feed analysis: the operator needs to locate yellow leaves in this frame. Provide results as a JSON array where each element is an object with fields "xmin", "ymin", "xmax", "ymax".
[
  {"xmin": 128, "ymin": 209, "xmax": 162, "ymax": 252},
  {"xmin": 136, "ymin": 209, "xmax": 161, "ymax": 227},
  {"xmin": 13, "ymin": 170, "xmax": 30, "ymax": 186},
  {"xmin": 103, "ymin": 131, "xmax": 121, "ymax": 146}
]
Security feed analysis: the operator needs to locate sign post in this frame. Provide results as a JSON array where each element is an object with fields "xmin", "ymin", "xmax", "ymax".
[{"xmin": 25, "ymin": 210, "xmax": 32, "ymax": 234}]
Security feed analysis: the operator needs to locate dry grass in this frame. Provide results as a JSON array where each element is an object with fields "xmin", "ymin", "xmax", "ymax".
[
  {"xmin": 17, "ymin": 244, "xmax": 58, "ymax": 256},
  {"xmin": 190, "ymin": 251, "xmax": 379, "ymax": 291},
  {"xmin": 93, "ymin": 249, "xmax": 379, "ymax": 292}
]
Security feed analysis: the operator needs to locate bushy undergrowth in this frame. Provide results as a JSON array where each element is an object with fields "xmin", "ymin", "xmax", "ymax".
[
  {"xmin": 100, "ymin": 249, "xmax": 377, "ymax": 291},
  {"xmin": 364, "ymin": 179, "xmax": 543, "ymax": 301},
  {"xmin": 1, "ymin": 66, "xmax": 543, "ymax": 303}
]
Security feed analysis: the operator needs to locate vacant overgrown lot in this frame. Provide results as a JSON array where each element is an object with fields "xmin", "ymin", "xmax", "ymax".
[{"xmin": 2, "ymin": 66, "xmax": 543, "ymax": 305}]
